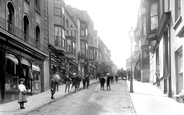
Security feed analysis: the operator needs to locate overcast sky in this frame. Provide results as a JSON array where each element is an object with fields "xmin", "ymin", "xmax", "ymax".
[{"xmin": 64, "ymin": 0, "xmax": 140, "ymax": 69}]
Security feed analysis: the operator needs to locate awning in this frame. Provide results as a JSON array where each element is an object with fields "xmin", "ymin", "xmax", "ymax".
[
  {"xmin": 6, "ymin": 54, "xmax": 18, "ymax": 64},
  {"xmin": 156, "ymin": 11, "xmax": 171, "ymax": 40},
  {"xmin": 89, "ymin": 63, "xmax": 96, "ymax": 68},
  {"xmin": 21, "ymin": 58, "xmax": 31, "ymax": 66},
  {"xmin": 32, "ymin": 64, "xmax": 40, "ymax": 71},
  {"xmin": 68, "ymin": 59, "xmax": 78, "ymax": 67}
]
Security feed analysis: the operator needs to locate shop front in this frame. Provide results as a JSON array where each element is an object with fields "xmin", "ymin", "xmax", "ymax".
[
  {"xmin": 49, "ymin": 45, "xmax": 66, "ymax": 82},
  {"xmin": 68, "ymin": 60, "xmax": 78, "ymax": 74},
  {"xmin": 0, "ymin": 42, "xmax": 46, "ymax": 103}
]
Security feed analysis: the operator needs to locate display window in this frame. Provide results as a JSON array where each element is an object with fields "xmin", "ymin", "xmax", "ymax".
[
  {"xmin": 5, "ymin": 53, "xmax": 19, "ymax": 92},
  {"xmin": 32, "ymin": 64, "xmax": 41, "ymax": 93}
]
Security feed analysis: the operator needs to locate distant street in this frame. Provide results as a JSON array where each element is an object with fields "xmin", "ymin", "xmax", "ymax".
[{"xmin": 27, "ymin": 79, "xmax": 135, "ymax": 115}]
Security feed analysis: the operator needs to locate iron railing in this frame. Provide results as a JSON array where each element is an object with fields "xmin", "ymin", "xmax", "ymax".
[{"xmin": 0, "ymin": 17, "xmax": 48, "ymax": 54}]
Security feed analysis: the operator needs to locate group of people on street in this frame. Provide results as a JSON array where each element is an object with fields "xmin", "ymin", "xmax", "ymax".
[
  {"xmin": 17, "ymin": 70, "xmax": 119, "ymax": 109},
  {"xmin": 50, "ymin": 69, "xmax": 91, "ymax": 99},
  {"xmin": 99, "ymin": 73, "xmax": 119, "ymax": 91}
]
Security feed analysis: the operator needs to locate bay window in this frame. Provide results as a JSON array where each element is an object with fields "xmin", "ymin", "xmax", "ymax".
[
  {"xmin": 81, "ymin": 29, "xmax": 88, "ymax": 37},
  {"xmin": 81, "ymin": 42, "xmax": 85, "ymax": 55},
  {"xmin": 90, "ymin": 49, "xmax": 93, "ymax": 60},
  {"xmin": 86, "ymin": 43, "xmax": 88, "ymax": 57},
  {"xmin": 67, "ymin": 39, "xmax": 72, "ymax": 52},
  {"xmin": 150, "ymin": 3, "xmax": 158, "ymax": 30},
  {"xmin": 54, "ymin": 26, "xmax": 61, "ymax": 46},
  {"xmin": 81, "ymin": 30, "xmax": 85, "ymax": 36},
  {"xmin": 142, "ymin": 16, "xmax": 146, "ymax": 36},
  {"xmin": 62, "ymin": 29, "xmax": 65, "ymax": 48},
  {"xmin": 73, "ymin": 42, "xmax": 76, "ymax": 54}
]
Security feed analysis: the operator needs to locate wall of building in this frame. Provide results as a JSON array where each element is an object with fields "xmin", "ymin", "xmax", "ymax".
[
  {"xmin": 149, "ymin": 52, "xmax": 155, "ymax": 84},
  {"xmin": 170, "ymin": 0, "xmax": 184, "ymax": 96}
]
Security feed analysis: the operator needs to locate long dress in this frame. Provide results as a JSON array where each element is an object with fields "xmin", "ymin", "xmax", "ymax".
[{"xmin": 18, "ymin": 84, "xmax": 28, "ymax": 103}]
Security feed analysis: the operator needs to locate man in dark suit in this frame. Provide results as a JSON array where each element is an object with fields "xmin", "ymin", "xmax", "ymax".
[
  {"xmin": 100, "ymin": 75, "xmax": 105, "ymax": 90},
  {"xmin": 106, "ymin": 73, "xmax": 111, "ymax": 90}
]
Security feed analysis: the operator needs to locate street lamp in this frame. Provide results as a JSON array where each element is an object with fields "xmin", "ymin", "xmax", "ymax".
[{"xmin": 128, "ymin": 27, "xmax": 134, "ymax": 93}]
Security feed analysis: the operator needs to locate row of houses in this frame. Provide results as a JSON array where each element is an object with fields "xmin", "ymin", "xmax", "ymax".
[
  {"xmin": 129, "ymin": 0, "xmax": 184, "ymax": 103},
  {"xmin": 0, "ymin": 0, "xmax": 114, "ymax": 103}
]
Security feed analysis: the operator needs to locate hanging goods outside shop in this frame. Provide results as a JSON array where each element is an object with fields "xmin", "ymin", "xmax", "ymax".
[{"xmin": 51, "ymin": 74, "xmax": 61, "ymax": 82}]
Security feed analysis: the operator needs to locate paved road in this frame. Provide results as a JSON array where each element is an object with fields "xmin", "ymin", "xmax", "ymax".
[{"xmin": 27, "ymin": 80, "xmax": 135, "ymax": 115}]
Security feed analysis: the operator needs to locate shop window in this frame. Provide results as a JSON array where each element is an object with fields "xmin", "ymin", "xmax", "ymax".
[
  {"xmin": 20, "ymin": 58, "xmax": 32, "ymax": 93},
  {"xmin": 5, "ymin": 54, "xmax": 19, "ymax": 91},
  {"xmin": 32, "ymin": 64, "xmax": 41, "ymax": 93},
  {"xmin": 7, "ymin": 2, "xmax": 15, "ymax": 32}
]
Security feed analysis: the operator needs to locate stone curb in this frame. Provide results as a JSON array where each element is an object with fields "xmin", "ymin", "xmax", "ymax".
[
  {"xmin": 125, "ymin": 80, "xmax": 137, "ymax": 115},
  {"xmin": 18, "ymin": 81, "xmax": 99, "ymax": 115}
]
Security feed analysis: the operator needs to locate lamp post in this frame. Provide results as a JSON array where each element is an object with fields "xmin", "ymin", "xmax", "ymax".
[{"xmin": 128, "ymin": 27, "xmax": 134, "ymax": 93}]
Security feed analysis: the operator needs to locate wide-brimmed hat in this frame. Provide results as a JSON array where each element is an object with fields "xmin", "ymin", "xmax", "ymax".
[{"xmin": 18, "ymin": 78, "xmax": 25, "ymax": 83}]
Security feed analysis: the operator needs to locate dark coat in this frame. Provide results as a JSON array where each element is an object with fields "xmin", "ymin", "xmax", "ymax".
[
  {"xmin": 107, "ymin": 76, "xmax": 111, "ymax": 85},
  {"xmin": 100, "ymin": 77, "xmax": 105, "ymax": 85}
]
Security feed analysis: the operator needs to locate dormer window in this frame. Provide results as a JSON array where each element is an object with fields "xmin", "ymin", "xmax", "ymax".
[{"xmin": 150, "ymin": 3, "xmax": 158, "ymax": 30}]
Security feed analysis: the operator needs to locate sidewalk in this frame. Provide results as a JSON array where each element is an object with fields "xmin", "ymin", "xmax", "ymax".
[
  {"xmin": 0, "ymin": 79, "xmax": 99, "ymax": 115},
  {"xmin": 127, "ymin": 80, "xmax": 184, "ymax": 115}
]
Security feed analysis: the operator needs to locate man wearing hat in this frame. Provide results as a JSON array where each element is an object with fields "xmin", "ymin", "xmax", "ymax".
[
  {"xmin": 106, "ymin": 73, "xmax": 111, "ymax": 90},
  {"xmin": 18, "ymin": 78, "xmax": 27, "ymax": 109},
  {"xmin": 71, "ymin": 73, "xmax": 77, "ymax": 92}
]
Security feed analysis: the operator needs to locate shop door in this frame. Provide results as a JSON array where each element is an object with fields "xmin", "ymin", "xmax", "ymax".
[{"xmin": 0, "ymin": 48, "xmax": 5, "ymax": 102}]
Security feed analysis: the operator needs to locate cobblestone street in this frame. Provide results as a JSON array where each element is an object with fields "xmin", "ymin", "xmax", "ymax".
[{"xmin": 27, "ymin": 80, "xmax": 135, "ymax": 115}]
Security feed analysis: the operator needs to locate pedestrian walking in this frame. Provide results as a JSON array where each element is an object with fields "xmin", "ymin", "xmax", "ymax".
[
  {"xmin": 86, "ymin": 74, "xmax": 90, "ymax": 89},
  {"xmin": 64, "ymin": 74, "xmax": 71, "ymax": 92},
  {"xmin": 18, "ymin": 78, "xmax": 27, "ymax": 109},
  {"xmin": 115, "ymin": 74, "xmax": 118, "ymax": 83},
  {"xmin": 50, "ymin": 78, "xmax": 57, "ymax": 99},
  {"xmin": 56, "ymin": 82, "xmax": 59, "ymax": 91},
  {"xmin": 127, "ymin": 70, "xmax": 131, "ymax": 81},
  {"xmin": 82, "ymin": 77, "xmax": 86, "ymax": 89},
  {"xmin": 111, "ymin": 75, "xmax": 114, "ymax": 84},
  {"xmin": 50, "ymin": 70, "xmax": 60, "ymax": 99},
  {"xmin": 76, "ymin": 74, "xmax": 81, "ymax": 89},
  {"xmin": 71, "ymin": 73, "xmax": 77, "ymax": 92},
  {"xmin": 106, "ymin": 73, "xmax": 111, "ymax": 90},
  {"xmin": 99, "ymin": 76, "xmax": 105, "ymax": 90}
]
